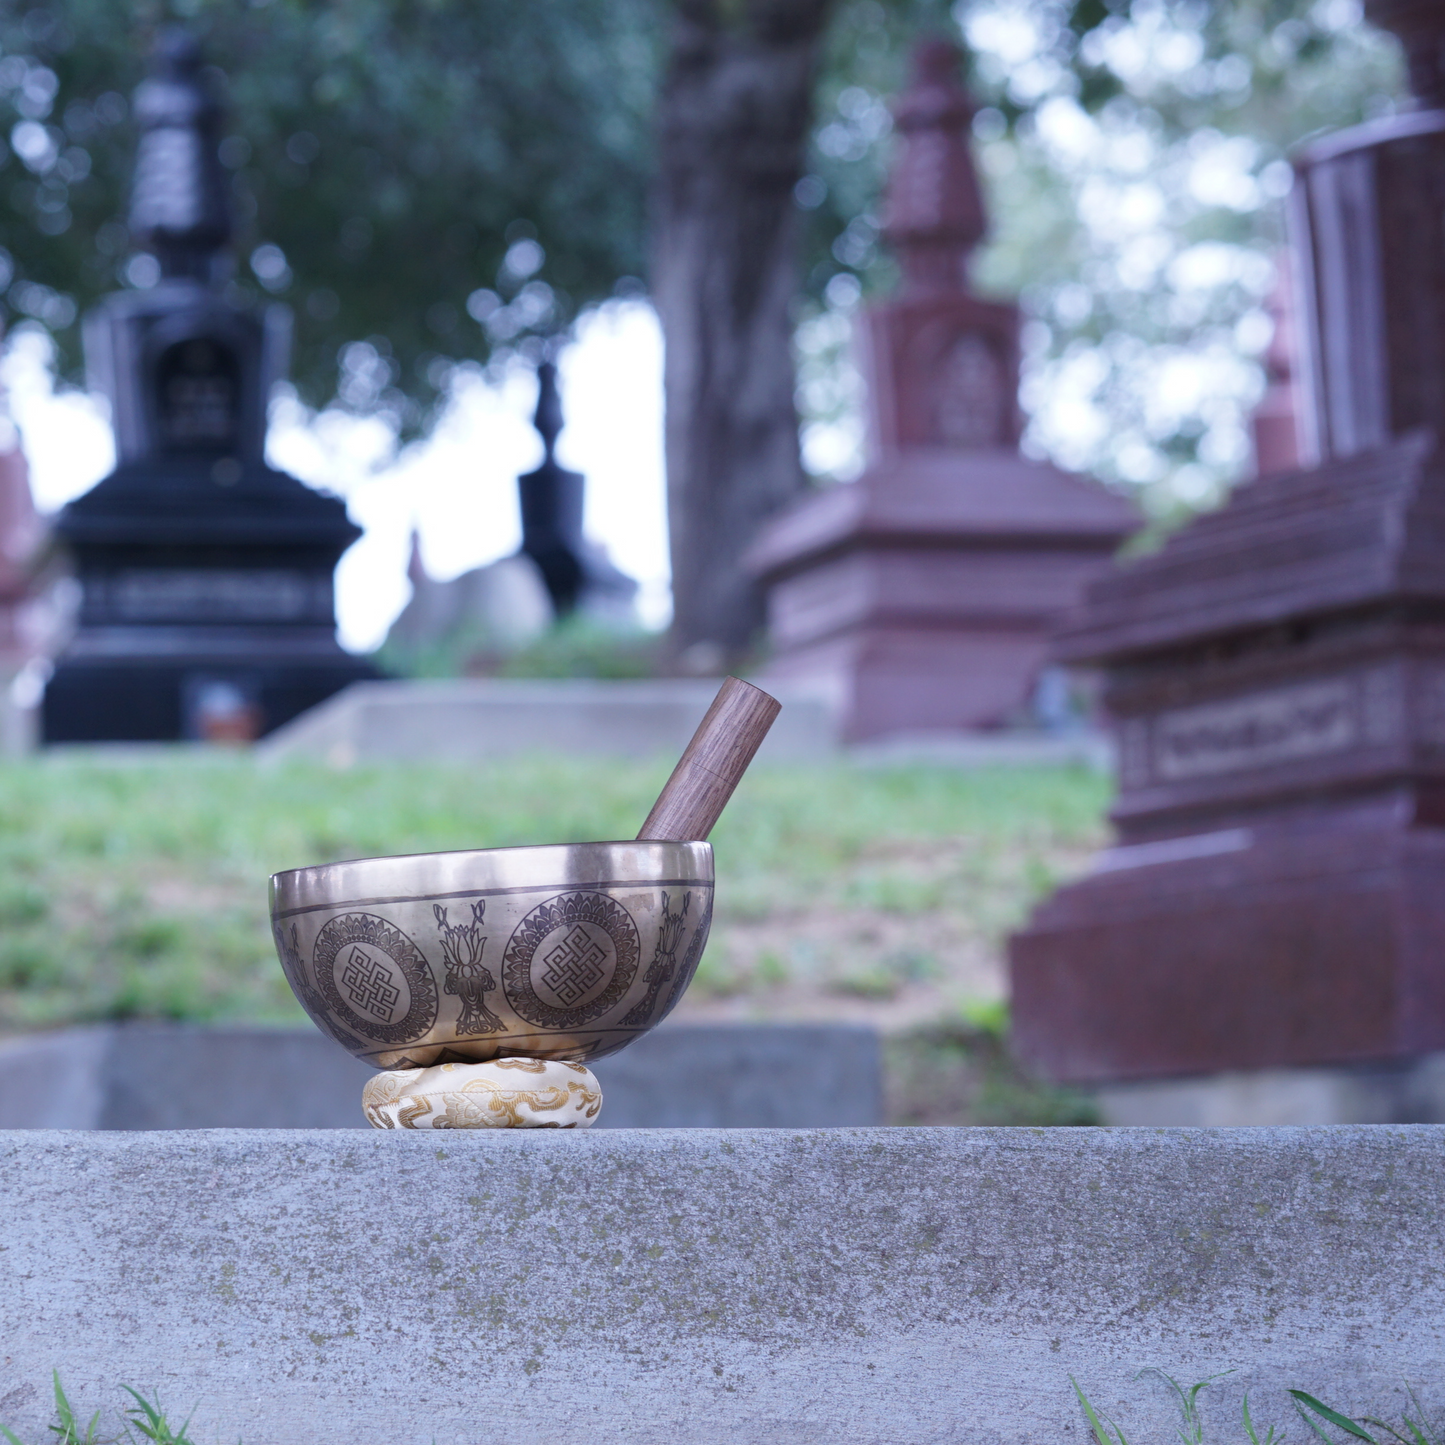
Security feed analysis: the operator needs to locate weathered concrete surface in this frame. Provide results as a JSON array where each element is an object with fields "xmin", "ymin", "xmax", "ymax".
[
  {"xmin": 0, "ymin": 1025, "xmax": 375, "ymax": 1129},
  {"xmin": 1098, "ymin": 1055, "xmax": 1445, "ymax": 1125},
  {"xmin": 593, "ymin": 1023, "xmax": 881, "ymax": 1128},
  {"xmin": 0, "ymin": 1023, "xmax": 881, "ymax": 1129},
  {"xmin": 256, "ymin": 677, "xmax": 838, "ymax": 764},
  {"xmin": 1, "ymin": 1128, "xmax": 1442, "ymax": 1443}
]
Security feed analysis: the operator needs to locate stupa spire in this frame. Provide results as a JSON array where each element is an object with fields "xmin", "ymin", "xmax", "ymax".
[
  {"xmin": 128, "ymin": 27, "xmax": 232, "ymax": 282},
  {"xmin": 880, "ymin": 38, "xmax": 988, "ymax": 296},
  {"xmin": 533, "ymin": 360, "xmax": 563, "ymax": 464}
]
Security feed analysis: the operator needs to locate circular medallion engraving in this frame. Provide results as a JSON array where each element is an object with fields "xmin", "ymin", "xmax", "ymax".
[
  {"xmin": 503, "ymin": 891, "xmax": 640, "ymax": 1029},
  {"xmin": 313, "ymin": 912, "xmax": 438, "ymax": 1044}
]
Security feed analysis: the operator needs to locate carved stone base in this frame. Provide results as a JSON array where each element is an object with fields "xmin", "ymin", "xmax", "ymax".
[
  {"xmin": 1010, "ymin": 804, "xmax": 1445, "ymax": 1084},
  {"xmin": 362, "ymin": 1057, "xmax": 602, "ymax": 1129},
  {"xmin": 745, "ymin": 449, "xmax": 1137, "ymax": 740}
]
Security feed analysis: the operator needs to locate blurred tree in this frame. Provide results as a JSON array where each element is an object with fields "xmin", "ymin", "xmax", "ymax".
[
  {"xmin": 0, "ymin": 0, "xmax": 659, "ymax": 435},
  {"xmin": 651, "ymin": 0, "xmax": 836, "ymax": 666}
]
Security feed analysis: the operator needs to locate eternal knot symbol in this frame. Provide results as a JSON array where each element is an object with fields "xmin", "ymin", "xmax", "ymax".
[
  {"xmin": 539, "ymin": 926, "xmax": 608, "ymax": 1006},
  {"xmin": 339, "ymin": 946, "xmax": 400, "ymax": 1022}
]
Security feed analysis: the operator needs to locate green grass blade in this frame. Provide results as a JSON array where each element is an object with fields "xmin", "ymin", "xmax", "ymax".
[
  {"xmin": 1136, "ymin": 1368, "xmax": 1189, "ymax": 1410},
  {"xmin": 50, "ymin": 1374, "xmax": 75, "ymax": 1440},
  {"xmin": 118, "ymin": 1388, "xmax": 196, "ymax": 1445},
  {"xmin": 118, "ymin": 1388, "xmax": 163, "ymax": 1443},
  {"xmin": 1072, "ymin": 1377, "xmax": 1128, "ymax": 1445},
  {"xmin": 43, "ymin": 1373, "xmax": 111, "ymax": 1445},
  {"xmin": 1136, "ymin": 1366, "xmax": 1191, "ymax": 1442},
  {"xmin": 1243, "ymin": 1391, "xmax": 1270, "ymax": 1445},
  {"xmin": 1405, "ymin": 1386, "xmax": 1440, "ymax": 1445},
  {"xmin": 1362, "ymin": 1409, "xmax": 1436, "ymax": 1445},
  {"xmin": 1298, "ymin": 1402, "xmax": 1346, "ymax": 1444},
  {"xmin": 0, "ymin": 1426, "xmax": 29, "ymax": 1445},
  {"xmin": 1136, "ymin": 1365, "xmax": 1230, "ymax": 1445},
  {"xmin": 1362, "ymin": 1419, "xmax": 1415, "ymax": 1445},
  {"xmin": 172, "ymin": 1406, "xmax": 198, "ymax": 1445},
  {"xmin": 1292, "ymin": 1392, "xmax": 1377, "ymax": 1442}
]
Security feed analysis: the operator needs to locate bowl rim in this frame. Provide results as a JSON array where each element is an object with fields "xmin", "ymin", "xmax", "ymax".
[{"xmin": 269, "ymin": 837, "xmax": 713, "ymax": 887}]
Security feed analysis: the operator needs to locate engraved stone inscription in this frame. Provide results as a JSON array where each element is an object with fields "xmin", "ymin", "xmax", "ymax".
[
  {"xmin": 1361, "ymin": 665, "xmax": 1404, "ymax": 745},
  {"xmin": 1415, "ymin": 663, "xmax": 1445, "ymax": 745},
  {"xmin": 932, "ymin": 334, "xmax": 1005, "ymax": 448},
  {"xmin": 1118, "ymin": 718, "xmax": 1151, "ymax": 791},
  {"xmin": 106, "ymin": 569, "xmax": 324, "ymax": 623},
  {"xmin": 1154, "ymin": 678, "xmax": 1357, "ymax": 781},
  {"xmin": 157, "ymin": 338, "xmax": 241, "ymax": 450}
]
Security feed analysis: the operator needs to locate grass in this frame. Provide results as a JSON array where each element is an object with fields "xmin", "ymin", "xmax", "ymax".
[
  {"xmin": 885, "ymin": 1010, "xmax": 1100, "ymax": 1125},
  {"xmin": 1074, "ymin": 1372, "xmax": 1443, "ymax": 1445},
  {"xmin": 9, "ymin": 1370, "xmax": 1439, "ymax": 1444},
  {"xmin": 378, "ymin": 614, "xmax": 662, "ymax": 680},
  {"xmin": 0, "ymin": 1372, "xmax": 200, "ymax": 1445},
  {"xmin": 0, "ymin": 749, "xmax": 1105, "ymax": 1120},
  {"xmin": 0, "ymin": 750, "xmax": 1107, "ymax": 1034}
]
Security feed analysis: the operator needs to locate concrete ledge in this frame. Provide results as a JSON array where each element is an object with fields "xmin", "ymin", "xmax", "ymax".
[
  {"xmin": 254, "ymin": 677, "xmax": 1113, "ymax": 771},
  {"xmin": 257, "ymin": 677, "xmax": 839, "ymax": 764},
  {"xmin": 1, "ymin": 1127, "xmax": 1442, "ymax": 1441},
  {"xmin": 0, "ymin": 1023, "xmax": 881, "ymax": 1129},
  {"xmin": 592, "ymin": 1023, "xmax": 881, "ymax": 1127},
  {"xmin": 1098, "ymin": 1055, "xmax": 1445, "ymax": 1125},
  {"xmin": 848, "ymin": 727, "xmax": 1113, "ymax": 770}
]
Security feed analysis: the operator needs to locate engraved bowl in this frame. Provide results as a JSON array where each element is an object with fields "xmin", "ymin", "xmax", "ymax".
[{"xmin": 270, "ymin": 840, "xmax": 714, "ymax": 1070}]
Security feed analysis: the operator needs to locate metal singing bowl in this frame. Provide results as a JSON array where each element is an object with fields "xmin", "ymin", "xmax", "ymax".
[{"xmin": 270, "ymin": 841, "xmax": 714, "ymax": 1070}]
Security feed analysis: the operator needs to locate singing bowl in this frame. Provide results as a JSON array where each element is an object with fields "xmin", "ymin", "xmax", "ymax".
[{"xmin": 270, "ymin": 840, "xmax": 714, "ymax": 1070}]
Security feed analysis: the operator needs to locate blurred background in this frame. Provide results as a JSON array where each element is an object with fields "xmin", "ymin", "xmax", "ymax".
[{"xmin": 0, "ymin": 0, "xmax": 1417, "ymax": 1126}]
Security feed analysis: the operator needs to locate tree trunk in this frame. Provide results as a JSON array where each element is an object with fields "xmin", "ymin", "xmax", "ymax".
[{"xmin": 652, "ymin": 0, "xmax": 835, "ymax": 667}]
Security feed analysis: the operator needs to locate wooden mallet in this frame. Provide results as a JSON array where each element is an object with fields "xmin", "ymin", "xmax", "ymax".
[{"xmin": 637, "ymin": 677, "xmax": 782, "ymax": 842}]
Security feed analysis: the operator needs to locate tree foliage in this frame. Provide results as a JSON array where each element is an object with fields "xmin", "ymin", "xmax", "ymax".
[{"xmin": 0, "ymin": 0, "xmax": 659, "ymax": 434}]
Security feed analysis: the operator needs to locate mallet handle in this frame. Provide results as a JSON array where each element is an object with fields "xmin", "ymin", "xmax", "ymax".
[{"xmin": 636, "ymin": 677, "xmax": 781, "ymax": 842}]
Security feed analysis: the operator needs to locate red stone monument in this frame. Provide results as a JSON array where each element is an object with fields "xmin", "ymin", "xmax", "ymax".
[
  {"xmin": 1250, "ymin": 254, "xmax": 1303, "ymax": 479},
  {"xmin": 746, "ymin": 41, "xmax": 1136, "ymax": 742},
  {"xmin": 1010, "ymin": 0, "xmax": 1445, "ymax": 1090}
]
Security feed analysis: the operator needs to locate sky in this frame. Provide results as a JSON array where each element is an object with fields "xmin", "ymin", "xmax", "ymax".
[{"xmin": 0, "ymin": 297, "xmax": 670, "ymax": 653}]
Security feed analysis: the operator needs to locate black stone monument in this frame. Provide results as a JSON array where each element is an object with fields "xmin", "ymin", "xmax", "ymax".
[
  {"xmin": 517, "ymin": 361, "xmax": 587, "ymax": 615},
  {"xmin": 42, "ymin": 31, "xmax": 372, "ymax": 743},
  {"xmin": 516, "ymin": 359, "xmax": 636, "ymax": 620}
]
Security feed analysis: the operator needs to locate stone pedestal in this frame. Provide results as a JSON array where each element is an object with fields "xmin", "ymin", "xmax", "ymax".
[
  {"xmin": 0, "ymin": 1022, "xmax": 883, "ymax": 1129},
  {"xmin": 1010, "ymin": 30, "xmax": 1445, "ymax": 1092},
  {"xmin": 748, "ymin": 43, "xmax": 1135, "ymax": 740},
  {"xmin": 748, "ymin": 449, "xmax": 1135, "ymax": 738},
  {"xmin": 1010, "ymin": 435, "xmax": 1445, "ymax": 1086}
]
